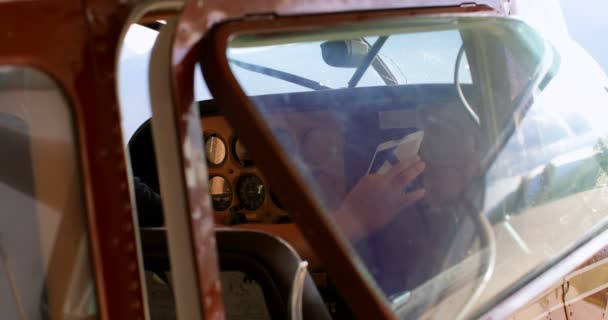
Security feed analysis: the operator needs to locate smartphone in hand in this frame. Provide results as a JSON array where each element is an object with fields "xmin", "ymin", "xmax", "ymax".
[{"xmin": 367, "ymin": 131, "xmax": 424, "ymax": 175}]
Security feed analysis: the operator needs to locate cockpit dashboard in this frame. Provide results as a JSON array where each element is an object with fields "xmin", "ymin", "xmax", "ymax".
[{"xmin": 130, "ymin": 100, "xmax": 350, "ymax": 226}]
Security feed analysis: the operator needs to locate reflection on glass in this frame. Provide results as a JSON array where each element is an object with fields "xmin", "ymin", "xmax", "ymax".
[
  {"xmin": 0, "ymin": 67, "xmax": 97, "ymax": 318},
  {"xmin": 205, "ymin": 135, "xmax": 227, "ymax": 165},
  {"xmin": 225, "ymin": 16, "xmax": 608, "ymax": 319},
  {"xmin": 301, "ymin": 129, "xmax": 339, "ymax": 167},
  {"xmin": 273, "ymin": 129, "xmax": 297, "ymax": 156},
  {"xmin": 209, "ymin": 176, "xmax": 233, "ymax": 211}
]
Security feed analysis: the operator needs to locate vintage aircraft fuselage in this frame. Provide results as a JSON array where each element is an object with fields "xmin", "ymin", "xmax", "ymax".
[{"xmin": 1, "ymin": 1, "xmax": 607, "ymax": 319}]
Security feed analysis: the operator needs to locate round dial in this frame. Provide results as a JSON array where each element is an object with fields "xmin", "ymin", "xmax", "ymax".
[
  {"xmin": 205, "ymin": 134, "xmax": 227, "ymax": 166},
  {"xmin": 209, "ymin": 176, "xmax": 232, "ymax": 211},
  {"xmin": 237, "ymin": 174, "xmax": 266, "ymax": 210},
  {"xmin": 233, "ymin": 138, "xmax": 254, "ymax": 166}
]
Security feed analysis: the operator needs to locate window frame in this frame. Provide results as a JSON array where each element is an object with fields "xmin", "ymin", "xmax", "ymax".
[
  {"xmin": 194, "ymin": 6, "xmax": 608, "ymax": 320},
  {"xmin": 197, "ymin": 6, "xmax": 498, "ymax": 320},
  {"xmin": 0, "ymin": 1, "xmax": 148, "ymax": 318}
]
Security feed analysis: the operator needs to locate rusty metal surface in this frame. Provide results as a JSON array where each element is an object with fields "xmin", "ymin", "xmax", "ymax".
[
  {"xmin": 482, "ymin": 229, "xmax": 608, "ymax": 320},
  {"xmin": 171, "ymin": 2, "xmax": 499, "ymax": 319},
  {"xmin": 563, "ymin": 250, "xmax": 608, "ymax": 319},
  {"xmin": 0, "ymin": 1, "xmax": 145, "ymax": 319},
  {"xmin": 511, "ymin": 249, "xmax": 608, "ymax": 320},
  {"xmin": 509, "ymin": 285, "xmax": 568, "ymax": 320},
  {"xmin": 182, "ymin": 105, "xmax": 225, "ymax": 320}
]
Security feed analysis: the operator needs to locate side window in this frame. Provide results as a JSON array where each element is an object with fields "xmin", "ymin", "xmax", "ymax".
[
  {"xmin": 376, "ymin": 31, "xmax": 472, "ymax": 84},
  {"xmin": 220, "ymin": 16, "xmax": 608, "ymax": 319},
  {"xmin": 0, "ymin": 67, "xmax": 97, "ymax": 319}
]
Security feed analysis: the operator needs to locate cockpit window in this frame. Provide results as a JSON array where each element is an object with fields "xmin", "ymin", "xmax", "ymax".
[
  {"xmin": 229, "ymin": 30, "xmax": 471, "ymax": 95},
  {"xmin": 222, "ymin": 16, "xmax": 608, "ymax": 319},
  {"xmin": 0, "ymin": 66, "xmax": 97, "ymax": 319}
]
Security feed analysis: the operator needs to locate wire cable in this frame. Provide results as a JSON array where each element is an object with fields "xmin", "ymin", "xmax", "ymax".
[{"xmin": 455, "ymin": 45, "xmax": 481, "ymax": 126}]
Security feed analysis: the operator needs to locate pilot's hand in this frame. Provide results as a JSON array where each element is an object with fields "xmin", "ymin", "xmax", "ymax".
[{"xmin": 333, "ymin": 156, "xmax": 426, "ymax": 241}]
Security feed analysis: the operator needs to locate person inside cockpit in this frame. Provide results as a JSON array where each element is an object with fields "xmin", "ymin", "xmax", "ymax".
[{"xmin": 133, "ymin": 103, "xmax": 480, "ymax": 302}]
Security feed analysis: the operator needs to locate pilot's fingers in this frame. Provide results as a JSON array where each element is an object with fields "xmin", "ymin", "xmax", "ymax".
[
  {"xmin": 385, "ymin": 155, "xmax": 420, "ymax": 178},
  {"xmin": 390, "ymin": 161, "xmax": 426, "ymax": 186},
  {"xmin": 397, "ymin": 188, "xmax": 426, "ymax": 209}
]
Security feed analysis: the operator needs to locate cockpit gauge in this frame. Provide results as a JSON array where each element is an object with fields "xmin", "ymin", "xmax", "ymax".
[
  {"xmin": 204, "ymin": 133, "xmax": 227, "ymax": 166},
  {"xmin": 209, "ymin": 176, "xmax": 233, "ymax": 211},
  {"xmin": 237, "ymin": 174, "xmax": 266, "ymax": 210},
  {"xmin": 233, "ymin": 137, "xmax": 254, "ymax": 166}
]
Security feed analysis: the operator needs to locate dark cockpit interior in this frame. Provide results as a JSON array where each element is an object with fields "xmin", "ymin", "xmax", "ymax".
[
  {"xmin": 129, "ymin": 83, "xmax": 484, "ymax": 319},
  {"xmin": 130, "ymin": 97, "xmax": 365, "ymax": 319},
  {"xmin": 126, "ymin": 13, "xmax": 608, "ymax": 319}
]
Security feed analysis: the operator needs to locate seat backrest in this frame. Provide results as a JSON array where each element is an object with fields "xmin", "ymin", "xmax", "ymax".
[
  {"xmin": 140, "ymin": 228, "xmax": 332, "ymax": 320},
  {"xmin": 215, "ymin": 229, "xmax": 332, "ymax": 320}
]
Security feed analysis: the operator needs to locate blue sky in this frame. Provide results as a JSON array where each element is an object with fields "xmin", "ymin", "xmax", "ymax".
[
  {"xmin": 560, "ymin": 0, "xmax": 608, "ymax": 72},
  {"xmin": 118, "ymin": 3, "xmax": 608, "ymax": 142}
]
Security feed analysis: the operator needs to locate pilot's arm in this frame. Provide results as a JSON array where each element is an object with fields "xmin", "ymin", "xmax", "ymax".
[
  {"xmin": 333, "ymin": 156, "xmax": 426, "ymax": 241},
  {"xmin": 133, "ymin": 177, "xmax": 164, "ymax": 227}
]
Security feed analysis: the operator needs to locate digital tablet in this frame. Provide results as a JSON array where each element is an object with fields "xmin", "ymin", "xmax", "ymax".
[{"xmin": 367, "ymin": 130, "xmax": 424, "ymax": 175}]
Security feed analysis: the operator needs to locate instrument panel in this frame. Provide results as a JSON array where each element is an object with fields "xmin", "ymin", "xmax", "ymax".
[
  {"xmin": 202, "ymin": 115, "xmax": 289, "ymax": 224},
  {"xmin": 201, "ymin": 111, "xmax": 347, "ymax": 224}
]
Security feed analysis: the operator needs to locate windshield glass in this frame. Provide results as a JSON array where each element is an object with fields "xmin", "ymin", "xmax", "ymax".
[
  {"xmin": 229, "ymin": 31, "xmax": 471, "ymax": 94},
  {"xmin": 224, "ymin": 16, "xmax": 608, "ymax": 318}
]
